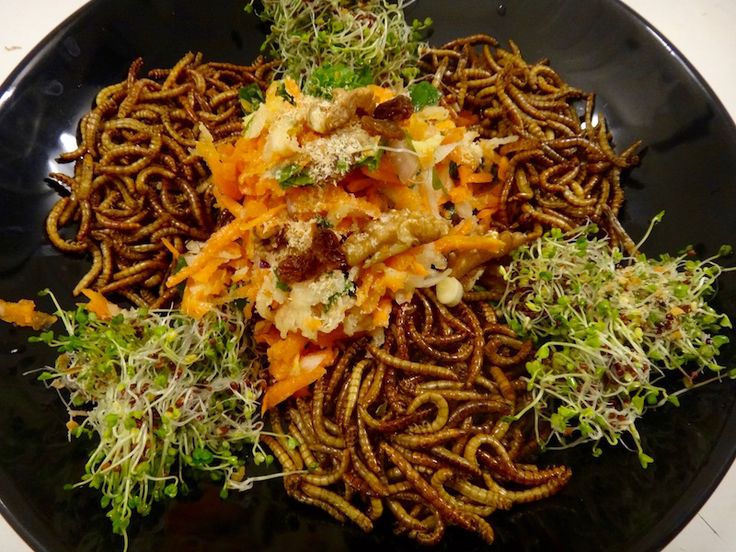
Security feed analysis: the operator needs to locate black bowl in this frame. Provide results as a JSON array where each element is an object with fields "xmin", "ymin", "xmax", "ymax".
[{"xmin": 1, "ymin": 1, "xmax": 735, "ymax": 551}]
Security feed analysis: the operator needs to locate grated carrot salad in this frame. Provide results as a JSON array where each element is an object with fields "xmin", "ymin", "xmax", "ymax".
[{"xmin": 166, "ymin": 78, "xmax": 515, "ymax": 410}]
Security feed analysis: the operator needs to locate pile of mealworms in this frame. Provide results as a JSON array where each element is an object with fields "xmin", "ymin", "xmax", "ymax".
[
  {"xmin": 419, "ymin": 34, "xmax": 640, "ymax": 252},
  {"xmin": 263, "ymin": 290, "xmax": 571, "ymax": 545},
  {"xmin": 45, "ymin": 52, "xmax": 277, "ymax": 307}
]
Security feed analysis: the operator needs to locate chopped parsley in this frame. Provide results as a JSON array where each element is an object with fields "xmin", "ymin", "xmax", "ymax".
[
  {"xmin": 273, "ymin": 269, "xmax": 292, "ymax": 292},
  {"xmin": 276, "ymin": 163, "xmax": 313, "ymax": 189},
  {"xmin": 409, "ymin": 81, "xmax": 441, "ymax": 110},
  {"xmin": 431, "ymin": 168, "xmax": 445, "ymax": 191},
  {"xmin": 239, "ymin": 83, "xmax": 265, "ymax": 113},
  {"xmin": 323, "ymin": 279, "xmax": 357, "ymax": 313},
  {"xmin": 315, "ymin": 215, "xmax": 333, "ymax": 229},
  {"xmin": 277, "ymin": 81, "xmax": 295, "ymax": 104},
  {"xmin": 356, "ymin": 148, "xmax": 383, "ymax": 172}
]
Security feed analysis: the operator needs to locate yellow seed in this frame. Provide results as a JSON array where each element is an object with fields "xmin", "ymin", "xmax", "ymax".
[{"xmin": 436, "ymin": 276, "xmax": 464, "ymax": 307}]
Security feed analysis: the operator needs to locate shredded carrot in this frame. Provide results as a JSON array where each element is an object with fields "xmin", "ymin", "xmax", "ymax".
[
  {"xmin": 180, "ymin": 285, "xmax": 211, "ymax": 320},
  {"xmin": 369, "ymin": 84, "xmax": 395, "ymax": 103},
  {"xmin": 213, "ymin": 185, "xmax": 247, "ymax": 218},
  {"xmin": 0, "ymin": 298, "xmax": 56, "ymax": 330},
  {"xmin": 196, "ymin": 137, "xmax": 242, "ymax": 200},
  {"xmin": 458, "ymin": 165, "xmax": 493, "ymax": 188},
  {"xmin": 316, "ymin": 327, "xmax": 350, "ymax": 349},
  {"xmin": 283, "ymin": 78, "xmax": 302, "ymax": 101},
  {"xmin": 441, "ymin": 126, "xmax": 465, "ymax": 144},
  {"xmin": 465, "ymin": 171, "xmax": 494, "ymax": 184},
  {"xmin": 454, "ymin": 110, "xmax": 478, "ymax": 127},
  {"xmin": 254, "ymin": 320, "xmax": 277, "ymax": 344},
  {"xmin": 355, "ymin": 267, "xmax": 407, "ymax": 316},
  {"xmin": 239, "ymin": 267, "xmax": 268, "ymax": 307},
  {"xmin": 165, "ymin": 221, "xmax": 243, "ymax": 287},
  {"xmin": 372, "ymin": 298, "xmax": 393, "ymax": 327},
  {"xmin": 160, "ymin": 237, "xmax": 180, "ymax": 260},
  {"xmin": 305, "ymin": 317, "xmax": 323, "ymax": 333},
  {"xmin": 261, "ymin": 364, "xmax": 326, "ymax": 413},
  {"xmin": 378, "ymin": 181, "xmax": 424, "ymax": 212},
  {"xmin": 384, "ymin": 246, "xmax": 430, "ymax": 276},
  {"xmin": 267, "ymin": 333, "xmax": 308, "ymax": 381},
  {"xmin": 448, "ymin": 182, "xmax": 471, "ymax": 204},
  {"xmin": 345, "ymin": 176, "xmax": 378, "ymax": 194},
  {"xmin": 448, "ymin": 218, "xmax": 474, "ymax": 236},
  {"xmin": 476, "ymin": 208, "xmax": 496, "ymax": 222},
  {"xmin": 435, "ymin": 119, "xmax": 456, "ymax": 133},
  {"xmin": 361, "ymin": 156, "xmax": 403, "ymax": 185},
  {"xmin": 262, "ymin": 334, "xmax": 337, "ymax": 412},
  {"xmin": 80, "ymin": 289, "xmax": 120, "ymax": 320},
  {"xmin": 406, "ymin": 116, "xmax": 430, "ymax": 141},
  {"xmin": 166, "ymin": 204, "xmax": 285, "ymax": 288}
]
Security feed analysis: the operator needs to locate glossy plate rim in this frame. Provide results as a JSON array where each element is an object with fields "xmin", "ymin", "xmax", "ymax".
[{"xmin": 0, "ymin": 1, "xmax": 735, "ymax": 551}]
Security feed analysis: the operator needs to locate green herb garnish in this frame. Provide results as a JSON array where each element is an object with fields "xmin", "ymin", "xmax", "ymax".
[
  {"xmin": 323, "ymin": 279, "xmax": 357, "ymax": 313},
  {"xmin": 356, "ymin": 148, "xmax": 383, "ymax": 172},
  {"xmin": 305, "ymin": 63, "xmax": 373, "ymax": 98},
  {"xmin": 409, "ymin": 81, "xmax": 441, "ymax": 110},
  {"xmin": 273, "ymin": 269, "xmax": 292, "ymax": 292},
  {"xmin": 276, "ymin": 163, "xmax": 313, "ymax": 189},
  {"xmin": 315, "ymin": 215, "xmax": 333, "ymax": 229},
  {"xmin": 277, "ymin": 81, "xmax": 295, "ymax": 104},
  {"xmin": 431, "ymin": 168, "xmax": 445, "ymax": 191},
  {"xmin": 239, "ymin": 83, "xmax": 265, "ymax": 113}
]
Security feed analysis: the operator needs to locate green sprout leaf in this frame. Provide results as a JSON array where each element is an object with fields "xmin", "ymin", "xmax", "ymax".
[
  {"xmin": 409, "ymin": 81, "xmax": 441, "ymax": 110},
  {"xmin": 305, "ymin": 64, "xmax": 373, "ymax": 97}
]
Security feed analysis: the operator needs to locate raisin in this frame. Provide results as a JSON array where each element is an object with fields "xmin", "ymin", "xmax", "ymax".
[
  {"xmin": 360, "ymin": 115, "xmax": 405, "ymax": 140},
  {"xmin": 373, "ymin": 95, "xmax": 414, "ymax": 121},
  {"xmin": 276, "ymin": 228, "xmax": 346, "ymax": 284},
  {"xmin": 278, "ymin": 253, "xmax": 319, "ymax": 284},
  {"xmin": 313, "ymin": 227, "xmax": 347, "ymax": 271}
]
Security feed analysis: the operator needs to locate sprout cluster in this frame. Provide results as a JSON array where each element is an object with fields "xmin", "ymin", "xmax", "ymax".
[
  {"xmin": 500, "ymin": 222, "xmax": 733, "ymax": 467},
  {"xmin": 33, "ymin": 296, "xmax": 267, "ymax": 548},
  {"xmin": 246, "ymin": 0, "xmax": 432, "ymax": 91}
]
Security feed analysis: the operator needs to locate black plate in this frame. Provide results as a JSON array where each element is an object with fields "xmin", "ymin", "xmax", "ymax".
[{"xmin": 1, "ymin": 0, "xmax": 735, "ymax": 551}]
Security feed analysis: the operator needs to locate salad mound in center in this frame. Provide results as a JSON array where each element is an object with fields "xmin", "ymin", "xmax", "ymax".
[{"xmin": 170, "ymin": 78, "xmax": 525, "ymax": 410}]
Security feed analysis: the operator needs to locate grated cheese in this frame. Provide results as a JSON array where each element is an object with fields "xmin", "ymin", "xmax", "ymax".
[
  {"xmin": 303, "ymin": 125, "xmax": 378, "ymax": 183},
  {"xmin": 284, "ymin": 220, "xmax": 314, "ymax": 253}
]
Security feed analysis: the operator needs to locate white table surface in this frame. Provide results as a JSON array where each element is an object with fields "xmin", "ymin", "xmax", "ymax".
[{"xmin": 0, "ymin": 0, "xmax": 735, "ymax": 550}]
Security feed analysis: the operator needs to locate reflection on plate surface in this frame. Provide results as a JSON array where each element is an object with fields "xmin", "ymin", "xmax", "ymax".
[{"xmin": 0, "ymin": 0, "xmax": 735, "ymax": 551}]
